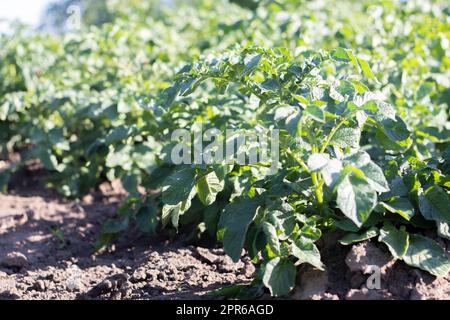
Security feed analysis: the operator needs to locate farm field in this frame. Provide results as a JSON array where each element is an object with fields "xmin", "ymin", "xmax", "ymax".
[
  {"xmin": 1, "ymin": 172, "xmax": 448, "ymax": 300},
  {"xmin": 0, "ymin": 0, "xmax": 449, "ymax": 300}
]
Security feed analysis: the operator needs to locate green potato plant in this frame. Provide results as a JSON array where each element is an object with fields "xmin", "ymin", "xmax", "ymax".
[
  {"xmin": 0, "ymin": 0, "xmax": 449, "ymax": 298},
  {"xmin": 96, "ymin": 45, "xmax": 449, "ymax": 296}
]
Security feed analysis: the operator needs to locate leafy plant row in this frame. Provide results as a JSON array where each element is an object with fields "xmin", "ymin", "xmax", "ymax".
[
  {"xmin": 0, "ymin": 0, "xmax": 449, "ymax": 297},
  {"xmin": 133, "ymin": 47, "xmax": 449, "ymax": 296}
]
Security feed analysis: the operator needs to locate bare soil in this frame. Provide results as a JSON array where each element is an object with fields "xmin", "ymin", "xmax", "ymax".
[{"xmin": 0, "ymin": 166, "xmax": 449, "ymax": 300}]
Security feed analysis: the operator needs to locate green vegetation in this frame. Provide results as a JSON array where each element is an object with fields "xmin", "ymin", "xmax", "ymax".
[{"xmin": 1, "ymin": 0, "xmax": 449, "ymax": 297}]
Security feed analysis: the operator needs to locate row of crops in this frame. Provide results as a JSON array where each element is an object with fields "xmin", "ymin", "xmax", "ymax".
[{"xmin": 1, "ymin": 0, "xmax": 449, "ymax": 297}]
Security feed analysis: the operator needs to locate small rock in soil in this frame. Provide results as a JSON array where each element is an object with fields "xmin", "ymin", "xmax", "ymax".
[
  {"xmin": 131, "ymin": 268, "xmax": 147, "ymax": 282},
  {"xmin": 83, "ymin": 273, "xmax": 130, "ymax": 299},
  {"xmin": 1, "ymin": 252, "xmax": 29, "ymax": 269},
  {"xmin": 33, "ymin": 280, "xmax": 46, "ymax": 292},
  {"xmin": 195, "ymin": 247, "xmax": 219, "ymax": 264}
]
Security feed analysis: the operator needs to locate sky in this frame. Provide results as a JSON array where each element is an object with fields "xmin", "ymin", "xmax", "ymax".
[{"xmin": 0, "ymin": 0, "xmax": 53, "ymax": 33}]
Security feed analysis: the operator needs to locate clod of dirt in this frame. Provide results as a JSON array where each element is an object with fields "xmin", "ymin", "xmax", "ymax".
[
  {"xmin": 345, "ymin": 242, "xmax": 394, "ymax": 275},
  {"xmin": 1, "ymin": 252, "xmax": 29, "ymax": 270},
  {"xmin": 82, "ymin": 273, "xmax": 131, "ymax": 299},
  {"xmin": 293, "ymin": 268, "xmax": 328, "ymax": 300},
  {"xmin": 32, "ymin": 280, "xmax": 46, "ymax": 292},
  {"xmin": 195, "ymin": 247, "xmax": 219, "ymax": 264},
  {"xmin": 346, "ymin": 288, "xmax": 393, "ymax": 300},
  {"xmin": 194, "ymin": 247, "xmax": 255, "ymax": 276},
  {"xmin": 131, "ymin": 268, "xmax": 147, "ymax": 282}
]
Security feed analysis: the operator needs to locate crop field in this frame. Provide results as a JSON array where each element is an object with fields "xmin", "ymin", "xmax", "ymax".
[{"xmin": 0, "ymin": 0, "xmax": 449, "ymax": 301}]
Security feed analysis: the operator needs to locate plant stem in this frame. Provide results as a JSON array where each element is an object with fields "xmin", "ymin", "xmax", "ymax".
[
  {"xmin": 301, "ymin": 143, "xmax": 323, "ymax": 213},
  {"xmin": 320, "ymin": 110, "xmax": 358, "ymax": 153},
  {"xmin": 311, "ymin": 171, "xmax": 324, "ymax": 213},
  {"xmin": 286, "ymin": 149, "xmax": 309, "ymax": 173},
  {"xmin": 287, "ymin": 148, "xmax": 324, "ymax": 212}
]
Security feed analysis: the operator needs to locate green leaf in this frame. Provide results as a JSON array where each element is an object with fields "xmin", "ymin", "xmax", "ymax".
[
  {"xmin": 360, "ymin": 161, "xmax": 390, "ymax": 193},
  {"xmin": 244, "ymin": 53, "xmax": 262, "ymax": 75},
  {"xmin": 136, "ymin": 201, "xmax": 158, "ymax": 234},
  {"xmin": 196, "ymin": 171, "xmax": 224, "ymax": 206},
  {"xmin": 259, "ymin": 78, "xmax": 281, "ymax": 91},
  {"xmin": 262, "ymin": 257, "xmax": 297, "ymax": 297},
  {"xmin": 330, "ymin": 127, "xmax": 361, "ymax": 148},
  {"xmin": 357, "ymin": 57, "xmax": 377, "ymax": 81},
  {"xmin": 262, "ymin": 222, "xmax": 281, "ymax": 256},
  {"xmin": 162, "ymin": 168, "xmax": 196, "ymax": 206},
  {"xmin": 378, "ymin": 223, "xmax": 409, "ymax": 258},
  {"xmin": 362, "ymin": 100, "xmax": 396, "ymax": 122},
  {"xmin": 349, "ymin": 79, "xmax": 369, "ymax": 94},
  {"xmin": 219, "ymin": 197, "xmax": 260, "ymax": 262},
  {"xmin": 105, "ymin": 145, "xmax": 132, "ymax": 170},
  {"xmin": 161, "ymin": 168, "xmax": 197, "ymax": 229},
  {"xmin": 379, "ymin": 116, "xmax": 410, "ymax": 142},
  {"xmin": 101, "ymin": 217, "xmax": 129, "ymax": 234},
  {"xmin": 339, "ymin": 227, "xmax": 379, "ymax": 245},
  {"xmin": 162, "ymin": 201, "xmax": 191, "ymax": 228},
  {"xmin": 0, "ymin": 101, "xmax": 10, "ymax": 121},
  {"xmin": 437, "ymin": 222, "xmax": 450, "ymax": 240},
  {"xmin": 291, "ymin": 238, "xmax": 324, "ymax": 270},
  {"xmin": 122, "ymin": 174, "xmax": 139, "ymax": 195},
  {"xmin": 161, "ymin": 84, "xmax": 180, "ymax": 109},
  {"xmin": 403, "ymin": 235, "xmax": 450, "ymax": 277},
  {"xmin": 336, "ymin": 175, "xmax": 377, "ymax": 227},
  {"xmin": 274, "ymin": 105, "xmax": 297, "ymax": 122},
  {"xmin": 344, "ymin": 151, "xmax": 371, "ymax": 167},
  {"xmin": 331, "ymin": 47, "xmax": 351, "ymax": 62},
  {"xmin": 333, "ymin": 218, "xmax": 360, "ymax": 232},
  {"xmin": 307, "ymin": 153, "xmax": 329, "ymax": 172},
  {"xmin": 203, "ymin": 203, "xmax": 221, "ymax": 237},
  {"xmin": 179, "ymin": 76, "xmax": 200, "ymax": 96},
  {"xmin": 267, "ymin": 202, "xmax": 296, "ymax": 240},
  {"xmin": 105, "ymin": 126, "xmax": 131, "ymax": 145},
  {"xmin": 304, "ymin": 105, "xmax": 325, "ymax": 123},
  {"xmin": 419, "ymin": 186, "xmax": 450, "ymax": 224},
  {"xmin": 381, "ymin": 197, "xmax": 415, "ymax": 221},
  {"xmin": 292, "ymin": 94, "xmax": 308, "ymax": 105},
  {"xmin": 0, "ymin": 170, "xmax": 11, "ymax": 193},
  {"xmin": 331, "ymin": 48, "xmax": 359, "ymax": 70},
  {"xmin": 321, "ymin": 159, "xmax": 343, "ymax": 188}
]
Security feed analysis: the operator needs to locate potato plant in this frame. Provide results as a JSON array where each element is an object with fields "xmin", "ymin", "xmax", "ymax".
[
  {"xmin": 0, "ymin": 0, "xmax": 449, "ymax": 298},
  {"xmin": 131, "ymin": 47, "xmax": 449, "ymax": 296}
]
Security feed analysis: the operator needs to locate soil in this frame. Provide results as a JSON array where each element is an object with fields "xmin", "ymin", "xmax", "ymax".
[{"xmin": 1, "ymin": 166, "xmax": 449, "ymax": 300}]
